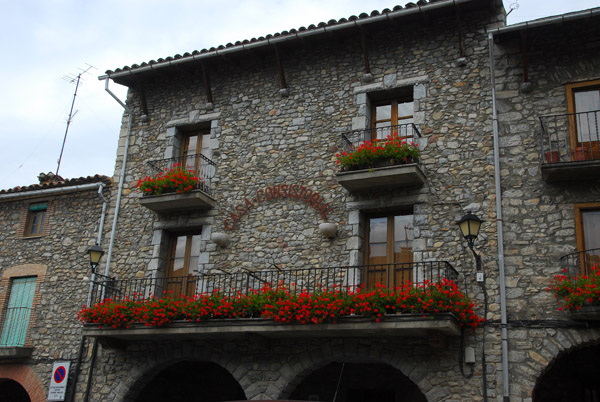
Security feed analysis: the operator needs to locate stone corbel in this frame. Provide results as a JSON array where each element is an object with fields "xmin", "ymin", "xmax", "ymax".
[
  {"xmin": 201, "ymin": 62, "xmax": 215, "ymax": 108},
  {"xmin": 358, "ymin": 26, "xmax": 373, "ymax": 82},
  {"xmin": 274, "ymin": 45, "xmax": 289, "ymax": 97}
]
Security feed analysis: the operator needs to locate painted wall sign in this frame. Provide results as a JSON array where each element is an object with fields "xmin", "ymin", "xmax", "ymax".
[
  {"xmin": 224, "ymin": 183, "xmax": 333, "ymax": 230},
  {"xmin": 47, "ymin": 361, "xmax": 71, "ymax": 401}
]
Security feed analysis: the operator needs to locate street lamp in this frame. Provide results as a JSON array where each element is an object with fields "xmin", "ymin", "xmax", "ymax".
[
  {"xmin": 457, "ymin": 212, "xmax": 483, "ymax": 252},
  {"xmin": 87, "ymin": 244, "xmax": 104, "ymax": 274}
]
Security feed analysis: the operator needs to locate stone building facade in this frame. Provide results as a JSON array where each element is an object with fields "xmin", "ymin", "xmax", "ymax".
[
  {"xmin": 0, "ymin": 175, "xmax": 111, "ymax": 401},
  {"xmin": 2, "ymin": 0, "xmax": 600, "ymax": 401}
]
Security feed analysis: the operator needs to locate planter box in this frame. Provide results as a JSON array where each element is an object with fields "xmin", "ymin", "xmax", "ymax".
[
  {"xmin": 138, "ymin": 190, "xmax": 216, "ymax": 213},
  {"xmin": 335, "ymin": 163, "xmax": 426, "ymax": 193},
  {"xmin": 568, "ymin": 305, "xmax": 600, "ymax": 321}
]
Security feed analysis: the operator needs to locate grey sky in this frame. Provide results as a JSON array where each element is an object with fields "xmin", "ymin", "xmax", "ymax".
[{"xmin": 1, "ymin": 0, "xmax": 598, "ymax": 190}]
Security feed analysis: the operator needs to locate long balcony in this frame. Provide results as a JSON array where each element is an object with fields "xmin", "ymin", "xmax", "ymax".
[
  {"xmin": 138, "ymin": 154, "xmax": 217, "ymax": 213},
  {"xmin": 558, "ymin": 249, "xmax": 600, "ymax": 320},
  {"xmin": 539, "ymin": 111, "xmax": 600, "ymax": 182},
  {"xmin": 83, "ymin": 262, "xmax": 464, "ymax": 345},
  {"xmin": 335, "ymin": 124, "xmax": 426, "ymax": 193}
]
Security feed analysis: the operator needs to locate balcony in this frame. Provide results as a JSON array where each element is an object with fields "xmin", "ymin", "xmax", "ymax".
[
  {"xmin": 557, "ymin": 249, "xmax": 600, "ymax": 320},
  {"xmin": 335, "ymin": 124, "xmax": 426, "ymax": 193},
  {"xmin": 82, "ymin": 262, "xmax": 467, "ymax": 345},
  {"xmin": 539, "ymin": 111, "xmax": 600, "ymax": 183},
  {"xmin": 138, "ymin": 154, "xmax": 217, "ymax": 213}
]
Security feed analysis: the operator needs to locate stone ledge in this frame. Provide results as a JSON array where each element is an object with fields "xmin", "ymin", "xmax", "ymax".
[
  {"xmin": 82, "ymin": 313, "xmax": 461, "ymax": 344},
  {"xmin": 138, "ymin": 190, "xmax": 216, "ymax": 213},
  {"xmin": 541, "ymin": 160, "xmax": 600, "ymax": 183},
  {"xmin": 335, "ymin": 164, "xmax": 426, "ymax": 193},
  {"xmin": 0, "ymin": 346, "xmax": 33, "ymax": 360}
]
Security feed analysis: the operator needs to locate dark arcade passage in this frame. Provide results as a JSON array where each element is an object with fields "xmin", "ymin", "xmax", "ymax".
[
  {"xmin": 288, "ymin": 362, "xmax": 427, "ymax": 402},
  {"xmin": 133, "ymin": 361, "xmax": 246, "ymax": 402},
  {"xmin": 533, "ymin": 343, "xmax": 600, "ymax": 402}
]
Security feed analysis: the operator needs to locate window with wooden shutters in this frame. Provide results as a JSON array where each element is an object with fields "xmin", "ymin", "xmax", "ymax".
[{"xmin": 0, "ymin": 276, "xmax": 37, "ymax": 347}]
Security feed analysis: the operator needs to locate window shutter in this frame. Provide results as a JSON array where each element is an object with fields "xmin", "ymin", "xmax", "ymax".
[{"xmin": 0, "ymin": 277, "xmax": 37, "ymax": 347}]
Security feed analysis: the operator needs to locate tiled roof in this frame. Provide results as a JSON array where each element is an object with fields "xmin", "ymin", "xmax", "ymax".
[
  {"xmin": 0, "ymin": 175, "xmax": 112, "ymax": 195},
  {"xmin": 104, "ymin": 0, "xmax": 455, "ymax": 76}
]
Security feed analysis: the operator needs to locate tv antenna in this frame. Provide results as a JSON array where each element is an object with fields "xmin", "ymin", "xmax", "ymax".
[
  {"xmin": 506, "ymin": 0, "xmax": 519, "ymax": 17},
  {"xmin": 56, "ymin": 64, "xmax": 96, "ymax": 177}
]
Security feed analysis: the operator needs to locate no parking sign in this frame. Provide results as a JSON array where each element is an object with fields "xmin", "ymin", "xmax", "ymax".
[{"xmin": 47, "ymin": 361, "xmax": 70, "ymax": 401}]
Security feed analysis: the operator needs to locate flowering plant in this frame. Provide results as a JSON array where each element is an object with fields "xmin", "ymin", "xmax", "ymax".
[
  {"xmin": 336, "ymin": 133, "xmax": 420, "ymax": 170},
  {"xmin": 547, "ymin": 265, "xmax": 600, "ymax": 311},
  {"xmin": 78, "ymin": 279, "xmax": 482, "ymax": 330},
  {"xmin": 136, "ymin": 164, "xmax": 201, "ymax": 196}
]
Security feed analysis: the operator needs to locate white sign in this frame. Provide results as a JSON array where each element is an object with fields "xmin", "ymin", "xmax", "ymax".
[{"xmin": 47, "ymin": 361, "xmax": 70, "ymax": 401}]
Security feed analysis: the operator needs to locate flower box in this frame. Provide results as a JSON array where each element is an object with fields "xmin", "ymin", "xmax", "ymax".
[
  {"xmin": 335, "ymin": 163, "xmax": 426, "ymax": 193},
  {"xmin": 567, "ymin": 305, "xmax": 600, "ymax": 321},
  {"xmin": 138, "ymin": 189, "xmax": 216, "ymax": 213}
]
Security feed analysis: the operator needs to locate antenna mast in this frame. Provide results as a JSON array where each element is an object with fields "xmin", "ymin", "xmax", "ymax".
[{"xmin": 56, "ymin": 64, "xmax": 95, "ymax": 177}]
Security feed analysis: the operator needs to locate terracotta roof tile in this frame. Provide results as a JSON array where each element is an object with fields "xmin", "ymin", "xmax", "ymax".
[
  {"xmin": 0, "ymin": 175, "xmax": 112, "ymax": 195},
  {"xmin": 104, "ymin": 1, "xmax": 445, "ymax": 76}
]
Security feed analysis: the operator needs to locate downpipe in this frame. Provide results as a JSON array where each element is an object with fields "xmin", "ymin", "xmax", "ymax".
[{"xmin": 488, "ymin": 31, "xmax": 511, "ymax": 402}]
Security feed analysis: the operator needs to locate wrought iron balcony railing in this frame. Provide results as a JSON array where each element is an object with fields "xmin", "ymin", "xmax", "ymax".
[
  {"xmin": 341, "ymin": 123, "xmax": 421, "ymax": 152},
  {"xmin": 88, "ymin": 261, "xmax": 458, "ymax": 305},
  {"xmin": 146, "ymin": 153, "xmax": 216, "ymax": 196},
  {"xmin": 540, "ymin": 110, "xmax": 600, "ymax": 164},
  {"xmin": 560, "ymin": 248, "xmax": 600, "ymax": 277},
  {"xmin": 0, "ymin": 306, "xmax": 32, "ymax": 347}
]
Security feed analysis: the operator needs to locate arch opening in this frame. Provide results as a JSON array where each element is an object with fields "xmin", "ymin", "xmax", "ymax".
[
  {"xmin": 132, "ymin": 361, "xmax": 246, "ymax": 402},
  {"xmin": 533, "ymin": 343, "xmax": 600, "ymax": 402},
  {"xmin": 0, "ymin": 379, "xmax": 31, "ymax": 402},
  {"xmin": 287, "ymin": 362, "xmax": 427, "ymax": 402}
]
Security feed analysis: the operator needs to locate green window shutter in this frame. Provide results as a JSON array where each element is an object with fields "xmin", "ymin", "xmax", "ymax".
[
  {"xmin": 0, "ymin": 277, "xmax": 37, "ymax": 347},
  {"xmin": 29, "ymin": 202, "xmax": 47, "ymax": 212}
]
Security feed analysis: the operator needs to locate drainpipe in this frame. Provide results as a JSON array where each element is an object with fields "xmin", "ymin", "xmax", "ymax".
[
  {"xmin": 488, "ymin": 31, "xmax": 511, "ymax": 402},
  {"xmin": 102, "ymin": 77, "xmax": 133, "ymax": 279},
  {"xmin": 69, "ymin": 183, "xmax": 108, "ymax": 402}
]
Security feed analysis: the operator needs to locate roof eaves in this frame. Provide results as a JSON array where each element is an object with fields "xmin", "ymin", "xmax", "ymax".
[
  {"xmin": 99, "ymin": 0, "xmax": 478, "ymax": 82},
  {"xmin": 488, "ymin": 7, "xmax": 600, "ymax": 35}
]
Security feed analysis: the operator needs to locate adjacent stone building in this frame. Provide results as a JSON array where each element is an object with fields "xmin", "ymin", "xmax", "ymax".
[
  {"xmin": 2, "ymin": 0, "xmax": 600, "ymax": 401},
  {"xmin": 0, "ymin": 174, "xmax": 111, "ymax": 401}
]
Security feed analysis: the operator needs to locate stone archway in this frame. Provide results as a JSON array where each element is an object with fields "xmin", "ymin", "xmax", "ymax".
[
  {"xmin": 0, "ymin": 365, "xmax": 46, "ymax": 402},
  {"xmin": 131, "ymin": 361, "xmax": 246, "ymax": 402},
  {"xmin": 286, "ymin": 362, "xmax": 427, "ymax": 402},
  {"xmin": 533, "ymin": 342, "xmax": 600, "ymax": 402}
]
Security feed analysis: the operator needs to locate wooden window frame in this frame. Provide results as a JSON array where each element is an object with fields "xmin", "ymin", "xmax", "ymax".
[
  {"xmin": 364, "ymin": 212, "xmax": 414, "ymax": 289},
  {"xmin": 574, "ymin": 203, "xmax": 600, "ymax": 274},
  {"xmin": 166, "ymin": 232, "xmax": 202, "ymax": 297},
  {"xmin": 23, "ymin": 202, "xmax": 48, "ymax": 238},
  {"xmin": 370, "ymin": 98, "xmax": 414, "ymax": 141},
  {"xmin": 566, "ymin": 80, "xmax": 600, "ymax": 159}
]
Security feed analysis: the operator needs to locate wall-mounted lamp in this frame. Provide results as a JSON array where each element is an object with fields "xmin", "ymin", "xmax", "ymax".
[
  {"xmin": 211, "ymin": 232, "xmax": 230, "ymax": 247},
  {"xmin": 457, "ymin": 212, "xmax": 484, "ymax": 275},
  {"xmin": 319, "ymin": 223, "xmax": 338, "ymax": 239},
  {"xmin": 87, "ymin": 244, "xmax": 105, "ymax": 274}
]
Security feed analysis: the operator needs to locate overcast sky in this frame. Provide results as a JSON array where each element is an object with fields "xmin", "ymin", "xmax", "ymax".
[{"xmin": 0, "ymin": 0, "xmax": 598, "ymax": 190}]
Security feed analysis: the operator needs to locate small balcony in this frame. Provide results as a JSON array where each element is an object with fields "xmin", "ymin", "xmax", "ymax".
[
  {"xmin": 539, "ymin": 111, "xmax": 600, "ymax": 183},
  {"xmin": 82, "ymin": 262, "xmax": 468, "ymax": 345},
  {"xmin": 138, "ymin": 154, "xmax": 217, "ymax": 213},
  {"xmin": 335, "ymin": 124, "xmax": 426, "ymax": 193}
]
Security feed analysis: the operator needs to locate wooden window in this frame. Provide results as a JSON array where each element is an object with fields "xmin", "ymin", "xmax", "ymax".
[
  {"xmin": 166, "ymin": 233, "xmax": 202, "ymax": 297},
  {"xmin": 180, "ymin": 130, "xmax": 210, "ymax": 175},
  {"xmin": 566, "ymin": 80, "xmax": 600, "ymax": 159},
  {"xmin": 365, "ymin": 213, "xmax": 414, "ymax": 289},
  {"xmin": 24, "ymin": 202, "xmax": 47, "ymax": 237},
  {"xmin": 0, "ymin": 276, "xmax": 37, "ymax": 347},
  {"xmin": 575, "ymin": 203, "xmax": 600, "ymax": 274},
  {"xmin": 371, "ymin": 99, "xmax": 414, "ymax": 141}
]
